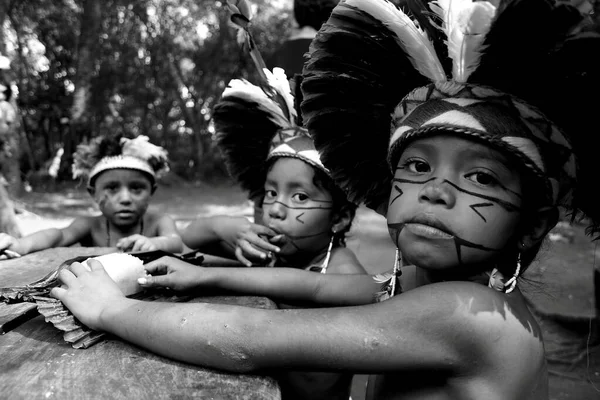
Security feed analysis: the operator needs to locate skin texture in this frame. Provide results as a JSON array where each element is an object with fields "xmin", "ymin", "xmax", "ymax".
[
  {"xmin": 156, "ymin": 157, "xmax": 366, "ymax": 400},
  {"xmin": 51, "ymin": 136, "xmax": 553, "ymax": 399},
  {"xmin": 0, "ymin": 169, "xmax": 183, "ymax": 256}
]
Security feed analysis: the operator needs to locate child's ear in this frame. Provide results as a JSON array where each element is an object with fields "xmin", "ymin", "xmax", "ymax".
[
  {"xmin": 331, "ymin": 206, "xmax": 352, "ymax": 234},
  {"xmin": 151, "ymin": 184, "xmax": 157, "ymax": 195},
  {"xmin": 519, "ymin": 206, "xmax": 559, "ymax": 251},
  {"xmin": 87, "ymin": 186, "xmax": 95, "ymax": 196}
]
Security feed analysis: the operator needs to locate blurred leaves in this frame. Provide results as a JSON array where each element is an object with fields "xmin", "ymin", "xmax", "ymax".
[{"xmin": 1, "ymin": 0, "xmax": 292, "ymax": 184}]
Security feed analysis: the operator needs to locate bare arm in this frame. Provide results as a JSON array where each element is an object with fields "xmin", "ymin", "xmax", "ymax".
[
  {"xmin": 52, "ymin": 261, "xmax": 493, "ymax": 375},
  {"xmin": 142, "ymin": 255, "xmax": 381, "ymax": 306},
  {"xmin": 149, "ymin": 214, "xmax": 184, "ymax": 253},
  {"xmin": 0, "ymin": 217, "xmax": 92, "ymax": 255},
  {"xmin": 116, "ymin": 214, "xmax": 183, "ymax": 253},
  {"xmin": 181, "ymin": 216, "xmax": 280, "ymax": 265}
]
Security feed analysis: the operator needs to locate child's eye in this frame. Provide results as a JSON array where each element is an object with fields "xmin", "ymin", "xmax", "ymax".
[
  {"xmin": 404, "ymin": 159, "xmax": 430, "ymax": 173},
  {"xmin": 292, "ymin": 193, "xmax": 309, "ymax": 202},
  {"xmin": 264, "ymin": 190, "xmax": 277, "ymax": 199},
  {"xmin": 465, "ymin": 171, "xmax": 498, "ymax": 186},
  {"xmin": 129, "ymin": 185, "xmax": 143, "ymax": 192}
]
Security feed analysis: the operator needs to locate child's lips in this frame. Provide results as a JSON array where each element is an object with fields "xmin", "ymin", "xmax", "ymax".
[{"xmin": 269, "ymin": 234, "xmax": 287, "ymax": 245}]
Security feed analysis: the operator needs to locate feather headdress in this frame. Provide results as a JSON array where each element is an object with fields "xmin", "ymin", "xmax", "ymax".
[
  {"xmin": 72, "ymin": 134, "xmax": 169, "ymax": 186},
  {"xmin": 216, "ymin": 1, "xmax": 331, "ymax": 197},
  {"xmin": 214, "ymin": 69, "xmax": 327, "ymax": 196},
  {"xmin": 302, "ymin": 0, "xmax": 600, "ymax": 236}
]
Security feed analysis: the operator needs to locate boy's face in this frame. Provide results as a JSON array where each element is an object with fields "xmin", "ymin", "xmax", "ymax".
[
  {"xmin": 262, "ymin": 158, "xmax": 335, "ymax": 258},
  {"xmin": 91, "ymin": 169, "xmax": 154, "ymax": 229},
  {"xmin": 386, "ymin": 135, "xmax": 523, "ymax": 270}
]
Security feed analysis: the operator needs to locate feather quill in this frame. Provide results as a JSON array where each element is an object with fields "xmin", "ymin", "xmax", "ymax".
[
  {"xmin": 429, "ymin": 0, "xmax": 496, "ymax": 82},
  {"xmin": 222, "ymin": 79, "xmax": 291, "ymax": 128},
  {"xmin": 345, "ymin": 0, "xmax": 446, "ymax": 82},
  {"xmin": 263, "ymin": 67, "xmax": 297, "ymax": 124},
  {"xmin": 225, "ymin": 0, "xmax": 270, "ymax": 84}
]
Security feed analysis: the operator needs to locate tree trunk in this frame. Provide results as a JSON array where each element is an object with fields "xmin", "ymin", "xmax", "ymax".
[{"xmin": 59, "ymin": 0, "xmax": 102, "ymax": 179}]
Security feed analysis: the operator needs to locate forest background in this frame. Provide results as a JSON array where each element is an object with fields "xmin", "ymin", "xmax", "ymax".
[{"xmin": 0, "ymin": 0, "xmax": 596, "ymax": 199}]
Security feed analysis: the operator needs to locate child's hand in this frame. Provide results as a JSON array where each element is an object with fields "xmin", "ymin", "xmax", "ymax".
[
  {"xmin": 0, "ymin": 233, "xmax": 23, "ymax": 260},
  {"xmin": 232, "ymin": 223, "xmax": 282, "ymax": 267},
  {"xmin": 50, "ymin": 259, "xmax": 125, "ymax": 330},
  {"xmin": 116, "ymin": 234, "xmax": 157, "ymax": 252},
  {"xmin": 139, "ymin": 256, "xmax": 205, "ymax": 292}
]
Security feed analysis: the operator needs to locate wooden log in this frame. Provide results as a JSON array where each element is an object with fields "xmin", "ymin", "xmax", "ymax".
[{"xmin": 0, "ymin": 247, "xmax": 281, "ymax": 399}]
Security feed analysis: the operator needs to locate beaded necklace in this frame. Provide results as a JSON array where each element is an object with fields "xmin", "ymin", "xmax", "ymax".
[{"xmin": 106, "ymin": 218, "xmax": 144, "ymax": 247}]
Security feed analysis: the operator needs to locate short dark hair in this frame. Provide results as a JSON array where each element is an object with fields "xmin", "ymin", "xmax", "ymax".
[{"xmin": 293, "ymin": 0, "xmax": 340, "ymax": 31}]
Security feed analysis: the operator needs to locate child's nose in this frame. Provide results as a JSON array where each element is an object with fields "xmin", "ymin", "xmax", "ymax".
[
  {"xmin": 418, "ymin": 179, "xmax": 456, "ymax": 208},
  {"xmin": 267, "ymin": 201, "xmax": 287, "ymax": 220},
  {"xmin": 118, "ymin": 188, "xmax": 133, "ymax": 203}
]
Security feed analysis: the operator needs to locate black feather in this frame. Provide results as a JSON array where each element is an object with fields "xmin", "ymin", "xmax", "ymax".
[
  {"xmin": 302, "ymin": 1, "xmax": 429, "ymax": 211},
  {"xmin": 213, "ymin": 97, "xmax": 281, "ymax": 197}
]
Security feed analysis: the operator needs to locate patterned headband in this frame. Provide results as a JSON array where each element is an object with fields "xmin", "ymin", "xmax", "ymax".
[
  {"xmin": 72, "ymin": 135, "xmax": 169, "ymax": 186},
  {"xmin": 301, "ymin": 0, "xmax": 600, "ymax": 235},
  {"xmin": 213, "ymin": 70, "xmax": 329, "ymax": 197}
]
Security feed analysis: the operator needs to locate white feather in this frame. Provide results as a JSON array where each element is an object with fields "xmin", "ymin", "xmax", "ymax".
[
  {"xmin": 429, "ymin": 0, "xmax": 496, "ymax": 82},
  {"xmin": 263, "ymin": 67, "xmax": 297, "ymax": 123},
  {"xmin": 121, "ymin": 135, "xmax": 170, "ymax": 175},
  {"xmin": 223, "ymin": 79, "xmax": 291, "ymax": 128},
  {"xmin": 346, "ymin": 0, "xmax": 446, "ymax": 82}
]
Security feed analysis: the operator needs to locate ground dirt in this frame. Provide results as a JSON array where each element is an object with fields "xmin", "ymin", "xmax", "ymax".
[{"xmin": 8, "ymin": 182, "xmax": 600, "ymax": 400}]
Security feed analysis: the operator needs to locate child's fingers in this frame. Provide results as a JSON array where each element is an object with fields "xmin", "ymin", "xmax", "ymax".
[
  {"xmin": 116, "ymin": 237, "xmax": 133, "ymax": 249},
  {"xmin": 70, "ymin": 261, "xmax": 96, "ymax": 276},
  {"xmin": 57, "ymin": 268, "xmax": 77, "ymax": 286},
  {"xmin": 143, "ymin": 259, "xmax": 169, "ymax": 275},
  {"xmin": 269, "ymin": 235, "xmax": 287, "ymax": 245},
  {"xmin": 239, "ymin": 241, "xmax": 269, "ymax": 260},
  {"xmin": 1, "ymin": 249, "xmax": 20, "ymax": 259},
  {"xmin": 246, "ymin": 235, "xmax": 280, "ymax": 253},
  {"xmin": 137, "ymin": 274, "xmax": 169, "ymax": 288},
  {"xmin": 86, "ymin": 259, "xmax": 106, "ymax": 272},
  {"xmin": 50, "ymin": 286, "xmax": 67, "ymax": 300},
  {"xmin": 234, "ymin": 247, "xmax": 253, "ymax": 267}
]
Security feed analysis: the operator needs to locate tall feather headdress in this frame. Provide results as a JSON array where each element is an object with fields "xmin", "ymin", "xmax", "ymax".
[
  {"xmin": 72, "ymin": 134, "xmax": 169, "ymax": 186},
  {"xmin": 216, "ymin": 1, "xmax": 331, "ymax": 197},
  {"xmin": 301, "ymin": 0, "xmax": 600, "ymax": 236}
]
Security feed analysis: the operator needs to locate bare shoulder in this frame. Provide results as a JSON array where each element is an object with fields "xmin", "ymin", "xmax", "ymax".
[
  {"xmin": 327, "ymin": 246, "xmax": 367, "ymax": 274},
  {"xmin": 392, "ymin": 281, "xmax": 546, "ymax": 396},
  {"xmin": 403, "ymin": 281, "xmax": 543, "ymax": 343}
]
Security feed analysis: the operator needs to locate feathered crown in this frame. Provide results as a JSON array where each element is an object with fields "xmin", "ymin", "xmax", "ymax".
[
  {"xmin": 301, "ymin": 0, "xmax": 600, "ymax": 233},
  {"xmin": 214, "ymin": 68, "xmax": 328, "ymax": 196},
  {"xmin": 72, "ymin": 135, "xmax": 169, "ymax": 186},
  {"xmin": 215, "ymin": 1, "xmax": 329, "ymax": 196}
]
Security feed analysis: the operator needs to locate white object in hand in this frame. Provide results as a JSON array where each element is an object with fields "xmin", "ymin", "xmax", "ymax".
[{"xmin": 81, "ymin": 253, "xmax": 147, "ymax": 296}]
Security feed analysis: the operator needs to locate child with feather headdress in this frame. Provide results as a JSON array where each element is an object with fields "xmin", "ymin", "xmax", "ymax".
[
  {"xmin": 46, "ymin": 1, "xmax": 600, "ymax": 399},
  {"xmin": 0, "ymin": 134, "xmax": 183, "ymax": 257}
]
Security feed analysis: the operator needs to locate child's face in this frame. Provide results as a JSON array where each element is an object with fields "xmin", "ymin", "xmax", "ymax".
[
  {"xmin": 387, "ymin": 135, "xmax": 523, "ymax": 270},
  {"xmin": 262, "ymin": 158, "xmax": 335, "ymax": 258},
  {"xmin": 92, "ymin": 169, "xmax": 154, "ymax": 229}
]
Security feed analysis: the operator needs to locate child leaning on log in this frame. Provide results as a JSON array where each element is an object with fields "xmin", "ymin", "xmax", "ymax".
[
  {"xmin": 51, "ymin": 1, "xmax": 600, "ymax": 399},
  {"xmin": 0, "ymin": 135, "xmax": 183, "ymax": 258}
]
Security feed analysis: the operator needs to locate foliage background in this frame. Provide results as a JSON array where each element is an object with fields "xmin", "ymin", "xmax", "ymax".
[{"xmin": 0, "ymin": 0, "xmax": 597, "ymax": 193}]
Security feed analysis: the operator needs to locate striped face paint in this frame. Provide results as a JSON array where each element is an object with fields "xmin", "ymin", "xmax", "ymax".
[
  {"xmin": 262, "ymin": 158, "xmax": 336, "ymax": 259},
  {"xmin": 386, "ymin": 136, "xmax": 522, "ymax": 269}
]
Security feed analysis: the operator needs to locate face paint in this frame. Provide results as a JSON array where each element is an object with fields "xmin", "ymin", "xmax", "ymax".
[
  {"xmin": 93, "ymin": 169, "xmax": 153, "ymax": 230},
  {"xmin": 262, "ymin": 158, "xmax": 336, "ymax": 259},
  {"xmin": 386, "ymin": 136, "xmax": 523, "ymax": 270}
]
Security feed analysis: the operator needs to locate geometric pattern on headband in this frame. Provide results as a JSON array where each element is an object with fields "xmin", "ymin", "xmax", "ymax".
[
  {"xmin": 268, "ymin": 127, "xmax": 329, "ymax": 174},
  {"xmin": 389, "ymin": 83, "xmax": 575, "ymax": 206}
]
